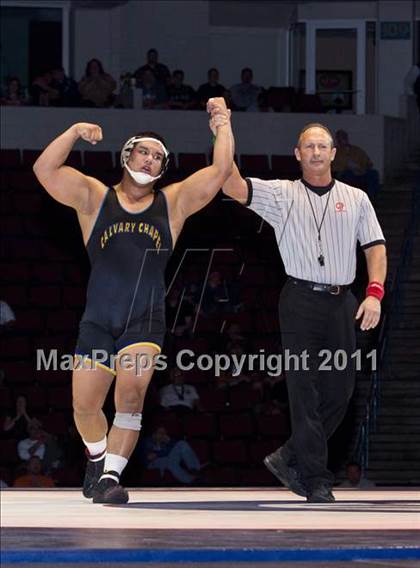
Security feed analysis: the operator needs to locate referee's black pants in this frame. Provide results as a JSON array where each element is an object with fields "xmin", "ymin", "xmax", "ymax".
[{"xmin": 278, "ymin": 278, "xmax": 358, "ymax": 490}]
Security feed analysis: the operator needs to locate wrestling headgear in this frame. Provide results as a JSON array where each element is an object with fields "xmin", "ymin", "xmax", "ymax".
[{"xmin": 120, "ymin": 135, "xmax": 170, "ymax": 185}]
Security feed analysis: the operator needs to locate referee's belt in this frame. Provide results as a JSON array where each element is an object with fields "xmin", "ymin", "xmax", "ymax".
[{"xmin": 288, "ymin": 277, "xmax": 350, "ymax": 295}]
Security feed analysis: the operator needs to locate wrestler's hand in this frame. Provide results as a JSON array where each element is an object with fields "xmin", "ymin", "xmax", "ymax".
[
  {"xmin": 209, "ymin": 112, "xmax": 231, "ymax": 136},
  {"xmin": 355, "ymin": 296, "xmax": 381, "ymax": 331},
  {"xmin": 74, "ymin": 123, "xmax": 103, "ymax": 145},
  {"xmin": 206, "ymin": 97, "xmax": 228, "ymax": 115}
]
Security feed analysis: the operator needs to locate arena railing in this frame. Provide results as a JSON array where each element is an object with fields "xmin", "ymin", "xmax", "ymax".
[{"xmin": 355, "ymin": 184, "xmax": 419, "ymax": 472}]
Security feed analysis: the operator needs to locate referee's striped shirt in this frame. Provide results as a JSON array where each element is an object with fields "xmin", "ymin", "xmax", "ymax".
[{"xmin": 246, "ymin": 177, "xmax": 385, "ymax": 286}]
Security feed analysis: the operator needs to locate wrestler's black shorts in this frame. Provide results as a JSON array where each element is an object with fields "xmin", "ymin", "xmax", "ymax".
[{"xmin": 74, "ymin": 317, "xmax": 165, "ymax": 376}]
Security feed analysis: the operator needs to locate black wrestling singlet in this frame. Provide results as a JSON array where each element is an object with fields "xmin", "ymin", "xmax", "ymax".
[{"xmin": 80, "ymin": 188, "xmax": 173, "ymax": 339}]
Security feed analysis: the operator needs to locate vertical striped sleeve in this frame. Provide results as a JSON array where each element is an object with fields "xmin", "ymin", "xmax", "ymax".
[
  {"xmin": 246, "ymin": 177, "xmax": 286, "ymax": 227},
  {"xmin": 357, "ymin": 192, "xmax": 386, "ymax": 249}
]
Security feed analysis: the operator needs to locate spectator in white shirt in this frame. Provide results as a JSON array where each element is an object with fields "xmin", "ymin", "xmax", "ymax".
[
  {"xmin": 159, "ymin": 368, "xmax": 201, "ymax": 413},
  {"xmin": 17, "ymin": 420, "xmax": 48, "ymax": 462},
  {"xmin": 339, "ymin": 462, "xmax": 376, "ymax": 489}
]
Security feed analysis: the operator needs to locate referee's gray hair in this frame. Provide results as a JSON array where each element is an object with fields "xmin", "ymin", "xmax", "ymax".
[{"xmin": 297, "ymin": 123, "xmax": 335, "ymax": 148}]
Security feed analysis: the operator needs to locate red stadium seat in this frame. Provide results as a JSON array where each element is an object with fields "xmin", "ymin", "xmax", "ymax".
[
  {"xmin": 2, "ymin": 216, "xmax": 23, "ymax": 236},
  {"xmin": 46, "ymin": 309, "xmax": 78, "ymax": 332},
  {"xmin": 0, "ymin": 337, "xmax": 31, "ymax": 359},
  {"xmin": 228, "ymin": 384, "xmax": 262, "ymax": 411},
  {"xmin": 36, "ymin": 367, "xmax": 72, "ymax": 387},
  {"xmin": 240, "ymin": 467, "xmax": 273, "ymax": 485},
  {"xmin": 178, "ymin": 153, "xmax": 207, "ymax": 175},
  {"xmin": 0, "ymin": 439, "xmax": 19, "ymax": 465},
  {"xmin": 0, "ymin": 262, "xmax": 29, "ymax": 283},
  {"xmin": 31, "ymin": 263, "xmax": 63, "ymax": 284},
  {"xmin": 212, "ymin": 440, "xmax": 248, "ymax": 464},
  {"xmin": 66, "ymin": 151, "xmax": 82, "ymax": 169},
  {"xmin": 47, "ymin": 386, "xmax": 72, "ymax": 411},
  {"xmin": 40, "ymin": 412, "xmax": 69, "ymax": 435},
  {"xmin": 13, "ymin": 386, "xmax": 48, "ymax": 413},
  {"xmin": 183, "ymin": 413, "xmax": 216, "ymax": 438},
  {"xmin": 240, "ymin": 154, "xmax": 270, "ymax": 177},
  {"xmin": 12, "ymin": 309, "xmax": 43, "ymax": 333},
  {"xmin": 0, "ymin": 387, "xmax": 12, "ymax": 409},
  {"xmin": 29, "ymin": 285, "xmax": 61, "ymax": 308},
  {"xmin": 271, "ymin": 155, "xmax": 300, "ymax": 179},
  {"xmin": 22, "ymin": 150, "xmax": 42, "ymax": 169},
  {"xmin": 149, "ymin": 411, "xmax": 183, "ymax": 439},
  {"xmin": 84, "ymin": 151, "xmax": 114, "ymax": 172},
  {"xmin": 249, "ymin": 439, "xmax": 282, "ymax": 464},
  {"xmin": 0, "ymin": 285, "xmax": 28, "ymax": 306},
  {"xmin": 255, "ymin": 413, "xmax": 290, "ymax": 438},
  {"xmin": 199, "ymin": 388, "xmax": 228, "ymax": 413},
  {"xmin": 205, "ymin": 466, "xmax": 237, "ymax": 485},
  {"xmin": 0, "ymin": 149, "xmax": 21, "ymax": 169},
  {"xmin": 188, "ymin": 438, "xmax": 210, "ymax": 463},
  {"xmin": 219, "ymin": 412, "xmax": 254, "ymax": 438},
  {"xmin": 62, "ymin": 286, "xmax": 87, "ymax": 308},
  {"xmin": 1, "ymin": 361, "xmax": 35, "ymax": 385}
]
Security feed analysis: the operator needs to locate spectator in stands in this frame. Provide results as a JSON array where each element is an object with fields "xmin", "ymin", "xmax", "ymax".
[
  {"xmin": 166, "ymin": 284, "xmax": 197, "ymax": 337},
  {"xmin": 140, "ymin": 425, "xmax": 201, "ymax": 484},
  {"xmin": 51, "ymin": 67, "xmax": 80, "ymax": 107},
  {"xmin": 0, "ymin": 76, "xmax": 27, "ymax": 106},
  {"xmin": 229, "ymin": 68, "xmax": 261, "ymax": 112},
  {"xmin": 339, "ymin": 462, "xmax": 376, "ymax": 488},
  {"xmin": 333, "ymin": 130, "xmax": 380, "ymax": 199},
  {"xmin": 78, "ymin": 58, "xmax": 116, "ymax": 108},
  {"xmin": 0, "ymin": 300, "xmax": 16, "ymax": 326},
  {"xmin": 216, "ymin": 344, "xmax": 251, "ymax": 389},
  {"xmin": 201, "ymin": 271, "xmax": 240, "ymax": 314},
  {"xmin": 138, "ymin": 69, "xmax": 168, "ymax": 109},
  {"xmin": 30, "ymin": 70, "xmax": 60, "ymax": 106},
  {"xmin": 17, "ymin": 419, "xmax": 48, "ymax": 461},
  {"xmin": 167, "ymin": 70, "xmax": 196, "ymax": 110},
  {"xmin": 264, "ymin": 372, "xmax": 288, "ymax": 407},
  {"xmin": 159, "ymin": 368, "xmax": 201, "ymax": 412},
  {"xmin": 13, "ymin": 455, "xmax": 55, "ymax": 488},
  {"xmin": 134, "ymin": 48, "xmax": 171, "ymax": 87},
  {"xmin": 2, "ymin": 395, "xmax": 33, "ymax": 440},
  {"xmin": 224, "ymin": 323, "xmax": 249, "ymax": 351},
  {"xmin": 257, "ymin": 399, "xmax": 285, "ymax": 416},
  {"xmin": 0, "ymin": 478, "xmax": 8, "ymax": 488},
  {"xmin": 197, "ymin": 68, "xmax": 227, "ymax": 109}
]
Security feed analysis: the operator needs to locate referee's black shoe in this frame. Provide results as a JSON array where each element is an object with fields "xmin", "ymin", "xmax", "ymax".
[
  {"xmin": 263, "ymin": 450, "xmax": 307, "ymax": 497},
  {"xmin": 92, "ymin": 473, "xmax": 129, "ymax": 504},
  {"xmin": 83, "ymin": 449, "xmax": 105, "ymax": 498},
  {"xmin": 307, "ymin": 484, "xmax": 335, "ymax": 503}
]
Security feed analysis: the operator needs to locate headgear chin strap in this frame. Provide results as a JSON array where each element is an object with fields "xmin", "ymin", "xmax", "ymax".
[{"xmin": 120, "ymin": 136, "xmax": 170, "ymax": 185}]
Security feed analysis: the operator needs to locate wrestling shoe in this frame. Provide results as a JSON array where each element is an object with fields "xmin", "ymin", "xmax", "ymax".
[
  {"xmin": 82, "ymin": 449, "xmax": 105, "ymax": 498},
  {"xmin": 307, "ymin": 484, "xmax": 335, "ymax": 503},
  {"xmin": 264, "ymin": 449, "xmax": 307, "ymax": 497},
  {"xmin": 92, "ymin": 473, "xmax": 129, "ymax": 504}
]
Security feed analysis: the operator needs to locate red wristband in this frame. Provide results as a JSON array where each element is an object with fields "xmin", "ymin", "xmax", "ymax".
[{"xmin": 366, "ymin": 281, "xmax": 384, "ymax": 302}]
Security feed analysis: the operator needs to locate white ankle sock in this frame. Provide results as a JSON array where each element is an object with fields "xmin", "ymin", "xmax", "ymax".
[
  {"xmin": 83, "ymin": 436, "xmax": 107, "ymax": 460},
  {"xmin": 103, "ymin": 453, "xmax": 128, "ymax": 476}
]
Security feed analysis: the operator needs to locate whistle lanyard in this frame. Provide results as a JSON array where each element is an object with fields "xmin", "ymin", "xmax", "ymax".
[{"xmin": 304, "ymin": 186, "xmax": 333, "ymax": 267}]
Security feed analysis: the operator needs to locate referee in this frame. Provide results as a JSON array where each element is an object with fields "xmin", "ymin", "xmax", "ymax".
[{"xmin": 221, "ymin": 122, "xmax": 387, "ymax": 503}]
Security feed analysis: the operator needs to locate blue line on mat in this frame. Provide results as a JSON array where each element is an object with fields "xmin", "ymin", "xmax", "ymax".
[{"xmin": 2, "ymin": 547, "xmax": 420, "ymax": 564}]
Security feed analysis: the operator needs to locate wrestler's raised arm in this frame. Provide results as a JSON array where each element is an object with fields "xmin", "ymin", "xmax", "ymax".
[
  {"xmin": 164, "ymin": 97, "xmax": 234, "ymax": 220},
  {"xmin": 33, "ymin": 123, "xmax": 105, "ymax": 214}
]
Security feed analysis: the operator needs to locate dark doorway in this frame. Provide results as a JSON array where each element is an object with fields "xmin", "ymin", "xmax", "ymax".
[{"xmin": 28, "ymin": 20, "xmax": 62, "ymax": 80}]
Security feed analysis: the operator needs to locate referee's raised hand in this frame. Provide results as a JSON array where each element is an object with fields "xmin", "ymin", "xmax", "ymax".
[{"xmin": 355, "ymin": 296, "xmax": 381, "ymax": 331}]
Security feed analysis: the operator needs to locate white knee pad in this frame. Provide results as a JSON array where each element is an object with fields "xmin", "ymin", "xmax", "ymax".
[{"xmin": 113, "ymin": 412, "xmax": 142, "ymax": 431}]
